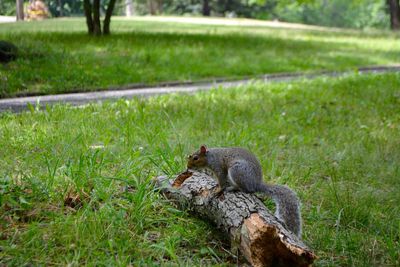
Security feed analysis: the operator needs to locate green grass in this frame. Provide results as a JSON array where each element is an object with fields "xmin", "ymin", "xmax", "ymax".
[
  {"xmin": 1, "ymin": 72, "xmax": 399, "ymax": 266},
  {"xmin": 0, "ymin": 17, "xmax": 399, "ymax": 98}
]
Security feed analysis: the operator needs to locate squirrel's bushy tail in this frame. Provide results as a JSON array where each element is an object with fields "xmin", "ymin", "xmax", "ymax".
[{"xmin": 257, "ymin": 183, "xmax": 302, "ymax": 237}]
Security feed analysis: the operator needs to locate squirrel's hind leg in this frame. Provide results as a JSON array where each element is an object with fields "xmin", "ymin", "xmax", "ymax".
[
  {"xmin": 227, "ymin": 163, "xmax": 258, "ymax": 193},
  {"xmin": 225, "ymin": 186, "xmax": 238, "ymax": 192}
]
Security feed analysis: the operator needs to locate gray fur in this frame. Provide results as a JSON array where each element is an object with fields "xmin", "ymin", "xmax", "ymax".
[{"xmin": 200, "ymin": 147, "xmax": 302, "ymax": 237}]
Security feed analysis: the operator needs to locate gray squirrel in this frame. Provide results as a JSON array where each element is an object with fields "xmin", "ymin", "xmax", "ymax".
[{"xmin": 187, "ymin": 145, "xmax": 302, "ymax": 237}]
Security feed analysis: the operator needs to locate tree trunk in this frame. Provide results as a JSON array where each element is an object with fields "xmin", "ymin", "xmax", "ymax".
[
  {"xmin": 16, "ymin": 0, "xmax": 24, "ymax": 21},
  {"xmin": 83, "ymin": 0, "xmax": 94, "ymax": 34},
  {"xmin": 388, "ymin": 0, "xmax": 400, "ymax": 30},
  {"xmin": 103, "ymin": 0, "xmax": 117, "ymax": 35},
  {"xmin": 58, "ymin": 0, "xmax": 63, "ymax": 17},
  {"xmin": 125, "ymin": 0, "xmax": 134, "ymax": 17},
  {"xmin": 225, "ymin": 0, "xmax": 233, "ymax": 12},
  {"xmin": 92, "ymin": 0, "xmax": 102, "ymax": 35},
  {"xmin": 155, "ymin": 171, "xmax": 316, "ymax": 267},
  {"xmin": 202, "ymin": 0, "xmax": 210, "ymax": 16},
  {"xmin": 148, "ymin": 0, "xmax": 157, "ymax": 15},
  {"xmin": 83, "ymin": 0, "xmax": 116, "ymax": 35},
  {"xmin": 157, "ymin": 0, "xmax": 163, "ymax": 14}
]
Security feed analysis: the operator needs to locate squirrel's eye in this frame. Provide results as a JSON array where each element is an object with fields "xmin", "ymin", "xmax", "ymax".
[{"xmin": 193, "ymin": 156, "xmax": 199, "ymax": 161}]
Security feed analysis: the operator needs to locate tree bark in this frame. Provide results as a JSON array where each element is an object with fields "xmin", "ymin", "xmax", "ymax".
[
  {"xmin": 155, "ymin": 171, "xmax": 316, "ymax": 267},
  {"xmin": 202, "ymin": 0, "xmax": 210, "ymax": 16},
  {"xmin": 388, "ymin": 0, "xmax": 400, "ymax": 30},
  {"xmin": 16, "ymin": 0, "xmax": 24, "ymax": 21},
  {"xmin": 83, "ymin": 0, "xmax": 94, "ymax": 34},
  {"xmin": 103, "ymin": 0, "xmax": 117, "ymax": 35},
  {"xmin": 58, "ymin": 0, "xmax": 63, "ymax": 17},
  {"xmin": 83, "ymin": 0, "xmax": 116, "ymax": 35},
  {"xmin": 157, "ymin": 0, "xmax": 163, "ymax": 14},
  {"xmin": 225, "ymin": 0, "xmax": 233, "ymax": 12},
  {"xmin": 92, "ymin": 0, "xmax": 102, "ymax": 35},
  {"xmin": 148, "ymin": 0, "xmax": 158, "ymax": 15}
]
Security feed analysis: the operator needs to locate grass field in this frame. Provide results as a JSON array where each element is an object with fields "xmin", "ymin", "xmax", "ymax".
[
  {"xmin": 0, "ymin": 72, "xmax": 399, "ymax": 266},
  {"xmin": 0, "ymin": 17, "xmax": 399, "ymax": 98}
]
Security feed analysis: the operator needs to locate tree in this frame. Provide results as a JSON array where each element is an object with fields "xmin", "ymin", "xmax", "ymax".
[
  {"xmin": 83, "ymin": 0, "xmax": 117, "ymax": 35},
  {"xmin": 16, "ymin": 0, "xmax": 24, "ymax": 20},
  {"xmin": 147, "ymin": 0, "xmax": 163, "ymax": 14},
  {"xmin": 202, "ymin": 0, "xmax": 210, "ymax": 16},
  {"xmin": 58, "ymin": 0, "xmax": 63, "ymax": 17},
  {"xmin": 155, "ymin": 171, "xmax": 317, "ymax": 267},
  {"xmin": 387, "ymin": 0, "xmax": 400, "ymax": 29}
]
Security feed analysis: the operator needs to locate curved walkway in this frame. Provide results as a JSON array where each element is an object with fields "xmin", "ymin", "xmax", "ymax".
[
  {"xmin": 0, "ymin": 16, "xmax": 16, "ymax": 23},
  {"xmin": 125, "ymin": 15, "xmax": 343, "ymax": 32},
  {"xmin": 1, "ymin": 65, "xmax": 400, "ymax": 113}
]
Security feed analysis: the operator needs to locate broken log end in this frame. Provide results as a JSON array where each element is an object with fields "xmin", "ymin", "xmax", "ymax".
[{"xmin": 155, "ymin": 170, "xmax": 317, "ymax": 267}]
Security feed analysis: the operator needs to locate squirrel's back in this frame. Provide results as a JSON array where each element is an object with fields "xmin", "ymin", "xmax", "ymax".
[{"xmin": 207, "ymin": 147, "xmax": 262, "ymax": 170}]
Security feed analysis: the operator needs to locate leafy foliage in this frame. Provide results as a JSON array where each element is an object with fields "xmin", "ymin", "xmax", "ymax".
[
  {"xmin": 0, "ymin": 0, "xmax": 15, "ymax": 16},
  {"xmin": 0, "ymin": 0, "xmax": 392, "ymax": 29},
  {"xmin": 274, "ymin": 0, "xmax": 389, "ymax": 29},
  {"xmin": 46, "ymin": 0, "xmax": 85, "ymax": 17}
]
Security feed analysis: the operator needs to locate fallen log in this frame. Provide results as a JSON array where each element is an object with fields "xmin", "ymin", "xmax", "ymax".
[{"xmin": 155, "ymin": 170, "xmax": 316, "ymax": 267}]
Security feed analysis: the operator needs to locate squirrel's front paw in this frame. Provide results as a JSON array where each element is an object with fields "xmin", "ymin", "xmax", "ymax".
[{"xmin": 213, "ymin": 186, "xmax": 224, "ymax": 198}]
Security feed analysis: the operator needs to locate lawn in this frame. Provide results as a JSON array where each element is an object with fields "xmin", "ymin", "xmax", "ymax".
[
  {"xmin": 0, "ymin": 17, "xmax": 399, "ymax": 98},
  {"xmin": 0, "ymin": 72, "xmax": 399, "ymax": 266}
]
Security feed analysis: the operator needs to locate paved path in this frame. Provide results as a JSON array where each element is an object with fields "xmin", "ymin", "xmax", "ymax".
[
  {"xmin": 1, "ymin": 15, "xmax": 343, "ymax": 31},
  {"xmin": 122, "ymin": 15, "xmax": 343, "ymax": 32},
  {"xmin": 1, "ymin": 66, "xmax": 400, "ymax": 113},
  {"xmin": 0, "ymin": 16, "xmax": 16, "ymax": 23}
]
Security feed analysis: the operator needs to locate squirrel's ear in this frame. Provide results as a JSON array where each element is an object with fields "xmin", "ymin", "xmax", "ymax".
[{"xmin": 200, "ymin": 145, "xmax": 207, "ymax": 154}]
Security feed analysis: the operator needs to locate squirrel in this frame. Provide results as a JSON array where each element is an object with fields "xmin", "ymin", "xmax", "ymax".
[{"xmin": 187, "ymin": 145, "xmax": 302, "ymax": 237}]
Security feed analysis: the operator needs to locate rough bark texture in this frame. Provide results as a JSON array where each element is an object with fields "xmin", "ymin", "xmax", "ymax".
[
  {"xmin": 92, "ymin": 0, "xmax": 102, "ymax": 35},
  {"xmin": 388, "ymin": 0, "xmax": 400, "ymax": 30},
  {"xmin": 202, "ymin": 0, "xmax": 210, "ymax": 16},
  {"xmin": 148, "ymin": 0, "xmax": 155, "ymax": 14},
  {"xmin": 103, "ymin": 0, "xmax": 117, "ymax": 35},
  {"xmin": 58, "ymin": 0, "xmax": 63, "ymax": 17},
  {"xmin": 155, "ymin": 170, "xmax": 316, "ymax": 267},
  {"xmin": 83, "ymin": 0, "xmax": 94, "ymax": 34},
  {"xmin": 16, "ymin": 0, "xmax": 24, "ymax": 21}
]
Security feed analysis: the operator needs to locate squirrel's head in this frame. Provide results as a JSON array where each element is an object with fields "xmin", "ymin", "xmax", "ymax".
[{"xmin": 187, "ymin": 145, "xmax": 208, "ymax": 169}]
